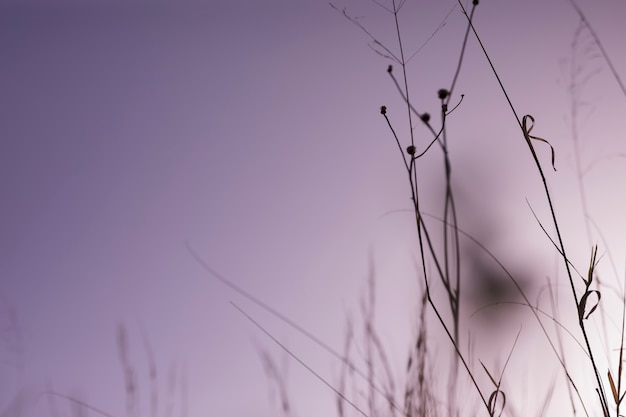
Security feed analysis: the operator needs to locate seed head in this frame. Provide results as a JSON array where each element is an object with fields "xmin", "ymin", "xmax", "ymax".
[
  {"xmin": 406, "ymin": 145, "xmax": 416, "ymax": 155},
  {"xmin": 387, "ymin": 65, "xmax": 393, "ymax": 73},
  {"xmin": 437, "ymin": 89, "xmax": 449, "ymax": 100},
  {"xmin": 420, "ymin": 113, "xmax": 431, "ymax": 123},
  {"xmin": 380, "ymin": 105, "xmax": 387, "ymax": 115}
]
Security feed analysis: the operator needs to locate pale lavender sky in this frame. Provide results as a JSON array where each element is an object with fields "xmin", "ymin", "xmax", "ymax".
[{"xmin": 1, "ymin": 1, "xmax": 626, "ymax": 417}]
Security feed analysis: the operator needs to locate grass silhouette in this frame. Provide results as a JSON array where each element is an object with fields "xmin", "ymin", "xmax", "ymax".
[
  {"xmin": 5, "ymin": 1, "xmax": 626, "ymax": 417},
  {"xmin": 239, "ymin": 1, "xmax": 626, "ymax": 416}
]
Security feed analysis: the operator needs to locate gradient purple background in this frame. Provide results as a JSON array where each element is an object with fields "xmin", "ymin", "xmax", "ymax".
[{"xmin": 2, "ymin": 1, "xmax": 626, "ymax": 416}]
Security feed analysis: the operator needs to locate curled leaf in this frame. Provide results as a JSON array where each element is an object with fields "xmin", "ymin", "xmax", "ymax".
[
  {"xmin": 487, "ymin": 389, "xmax": 506, "ymax": 417},
  {"xmin": 522, "ymin": 115, "xmax": 557, "ymax": 171},
  {"xmin": 578, "ymin": 290, "xmax": 601, "ymax": 321}
]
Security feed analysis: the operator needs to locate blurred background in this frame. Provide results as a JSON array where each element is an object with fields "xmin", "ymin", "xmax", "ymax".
[{"xmin": 1, "ymin": 0, "xmax": 626, "ymax": 416}]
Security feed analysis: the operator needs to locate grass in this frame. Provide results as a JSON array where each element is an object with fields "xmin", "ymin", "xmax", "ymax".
[
  {"xmin": 240, "ymin": 1, "xmax": 626, "ymax": 416},
  {"xmin": 4, "ymin": 1, "xmax": 626, "ymax": 416},
  {"xmin": 24, "ymin": 324, "xmax": 188, "ymax": 417},
  {"xmin": 179, "ymin": 1, "xmax": 626, "ymax": 416}
]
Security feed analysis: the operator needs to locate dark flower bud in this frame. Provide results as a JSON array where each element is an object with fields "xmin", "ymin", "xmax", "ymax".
[
  {"xmin": 473, "ymin": 0, "xmax": 479, "ymax": 5},
  {"xmin": 380, "ymin": 106, "xmax": 387, "ymax": 115},
  {"xmin": 420, "ymin": 113, "xmax": 431, "ymax": 123},
  {"xmin": 437, "ymin": 89, "xmax": 449, "ymax": 100},
  {"xmin": 387, "ymin": 65, "xmax": 393, "ymax": 73},
  {"xmin": 407, "ymin": 145, "xmax": 416, "ymax": 155}
]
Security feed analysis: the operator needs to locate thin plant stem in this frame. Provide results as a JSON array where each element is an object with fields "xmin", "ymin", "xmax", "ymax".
[
  {"xmin": 186, "ymin": 242, "xmax": 409, "ymax": 416},
  {"xmin": 232, "ymin": 302, "xmax": 370, "ymax": 417},
  {"xmin": 456, "ymin": 0, "xmax": 610, "ymax": 413},
  {"xmin": 566, "ymin": 0, "xmax": 626, "ymax": 98}
]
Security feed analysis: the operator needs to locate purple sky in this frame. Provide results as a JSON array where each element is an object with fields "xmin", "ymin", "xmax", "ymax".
[{"xmin": 2, "ymin": 1, "xmax": 626, "ymax": 416}]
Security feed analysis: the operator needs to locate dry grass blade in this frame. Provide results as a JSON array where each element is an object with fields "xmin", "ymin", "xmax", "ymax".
[
  {"xmin": 231, "ymin": 302, "xmax": 371, "ymax": 417},
  {"xmin": 578, "ymin": 290, "xmax": 601, "ymax": 321},
  {"xmin": 522, "ymin": 115, "xmax": 557, "ymax": 171},
  {"xmin": 566, "ymin": 0, "xmax": 626, "ymax": 97},
  {"xmin": 487, "ymin": 389, "xmax": 506, "ymax": 417},
  {"xmin": 186, "ymin": 242, "xmax": 407, "ymax": 415},
  {"xmin": 139, "ymin": 325, "xmax": 158, "ymax": 417},
  {"xmin": 257, "ymin": 348, "xmax": 292, "ymax": 416},
  {"xmin": 43, "ymin": 392, "xmax": 117, "ymax": 417},
  {"xmin": 526, "ymin": 201, "xmax": 586, "ymax": 281},
  {"xmin": 117, "ymin": 324, "xmax": 137, "ymax": 417},
  {"xmin": 608, "ymin": 370, "xmax": 619, "ymax": 405},
  {"xmin": 585, "ymin": 245, "xmax": 599, "ymax": 287},
  {"xmin": 535, "ymin": 374, "xmax": 558, "ymax": 417},
  {"xmin": 578, "ymin": 246, "xmax": 602, "ymax": 322},
  {"xmin": 480, "ymin": 361, "xmax": 498, "ymax": 388}
]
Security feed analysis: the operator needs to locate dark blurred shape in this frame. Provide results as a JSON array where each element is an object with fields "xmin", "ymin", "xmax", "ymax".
[{"xmin": 463, "ymin": 245, "xmax": 535, "ymax": 331}]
